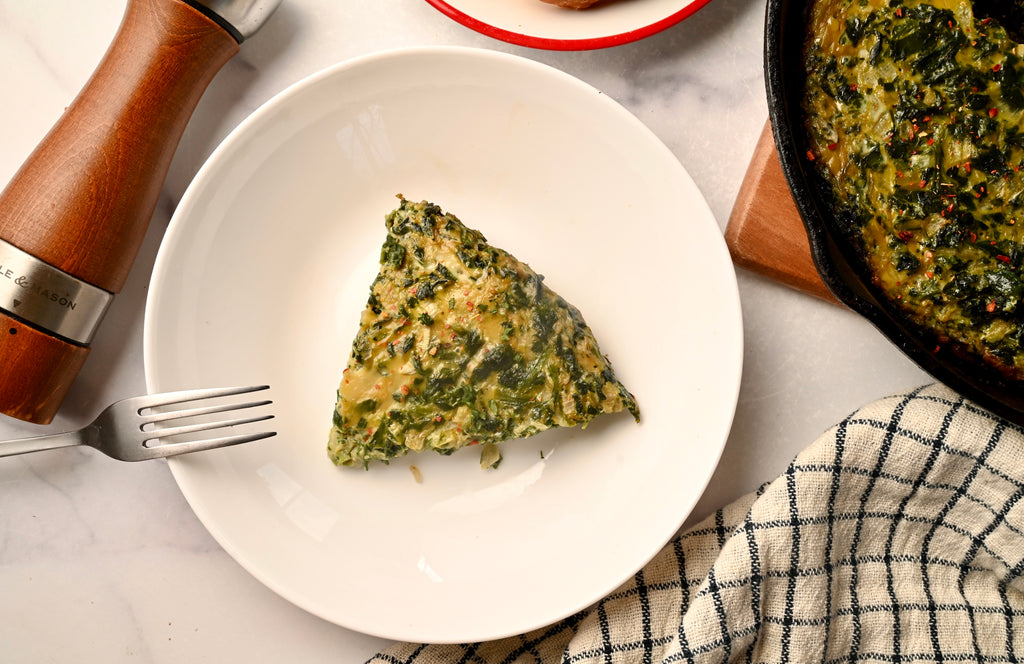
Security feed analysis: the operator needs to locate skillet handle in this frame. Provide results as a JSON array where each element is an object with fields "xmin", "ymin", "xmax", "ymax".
[{"xmin": 0, "ymin": 0, "xmax": 239, "ymax": 425}]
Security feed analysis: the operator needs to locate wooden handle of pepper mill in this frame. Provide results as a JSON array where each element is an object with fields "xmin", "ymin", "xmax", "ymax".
[{"xmin": 0, "ymin": 0, "xmax": 240, "ymax": 424}]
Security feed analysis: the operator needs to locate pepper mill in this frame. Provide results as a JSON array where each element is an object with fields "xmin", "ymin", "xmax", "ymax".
[{"xmin": 0, "ymin": 0, "xmax": 280, "ymax": 424}]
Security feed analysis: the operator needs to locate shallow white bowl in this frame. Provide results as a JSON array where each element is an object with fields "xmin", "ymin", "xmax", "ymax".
[{"xmin": 144, "ymin": 46, "xmax": 742, "ymax": 643}]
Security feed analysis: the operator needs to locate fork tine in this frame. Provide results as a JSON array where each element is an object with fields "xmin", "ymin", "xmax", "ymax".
[
  {"xmin": 134, "ymin": 385, "xmax": 271, "ymax": 411},
  {"xmin": 143, "ymin": 430, "xmax": 278, "ymax": 459},
  {"xmin": 142, "ymin": 399, "xmax": 273, "ymax": 426},
  {"xmin": 143, "ymin": 414, "xmax": 275, "ymax": 442}
]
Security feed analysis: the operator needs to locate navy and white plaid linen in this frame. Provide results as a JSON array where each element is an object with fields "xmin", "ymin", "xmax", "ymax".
[{"xmin": 369, "ymin": 383, "xmax": 1024, "ymax": 663}]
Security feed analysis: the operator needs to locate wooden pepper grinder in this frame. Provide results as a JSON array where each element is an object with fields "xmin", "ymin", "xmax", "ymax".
[{"xmin": 0, "ymin": 0, "xmax": 280, "ymax": 424}]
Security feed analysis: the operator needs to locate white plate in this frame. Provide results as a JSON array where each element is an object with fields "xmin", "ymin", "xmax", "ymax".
[
  {"xmin": 144, "ymin": 46, "xmax": 742, "ymax": 644},
  {"xmin": 424, "ymin": 0, "xmax": 713, "ymax": 50}
]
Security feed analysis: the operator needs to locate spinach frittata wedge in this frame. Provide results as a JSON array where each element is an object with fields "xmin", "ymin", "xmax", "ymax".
[{"xmin": 328, "ymin": 197, "xmax": 639, "ymax": 469}]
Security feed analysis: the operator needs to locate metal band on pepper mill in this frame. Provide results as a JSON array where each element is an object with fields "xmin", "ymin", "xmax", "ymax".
[{"xmin": 0, "ymin": 239, "xmax": 112, "ymax": 345}]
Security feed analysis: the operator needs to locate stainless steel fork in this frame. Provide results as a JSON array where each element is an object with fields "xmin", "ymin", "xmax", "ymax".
[{"xmin": 0, "ymin": 385, "xmax": 275, "ymax": 461}]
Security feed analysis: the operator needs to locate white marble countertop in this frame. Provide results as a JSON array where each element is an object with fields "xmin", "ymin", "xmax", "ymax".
[{"xmin": 0, "ymin": 0, "xmax": 931, "ymax": 661}]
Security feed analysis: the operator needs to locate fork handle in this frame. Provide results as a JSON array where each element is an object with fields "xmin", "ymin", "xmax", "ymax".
[{"xmin": 0, "ymin": 430, "xmax": 86, "ymax": 458}]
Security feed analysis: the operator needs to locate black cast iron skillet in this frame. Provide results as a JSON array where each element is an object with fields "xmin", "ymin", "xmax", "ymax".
[{"xmin": 764, "ymin": 0, "xmax": 1024, "ymax": 425}]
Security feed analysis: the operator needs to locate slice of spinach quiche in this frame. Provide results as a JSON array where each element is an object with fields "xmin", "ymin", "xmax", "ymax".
[{"xmin": 328, "ymin": 196, "xmax": 639, "ymax": 469}]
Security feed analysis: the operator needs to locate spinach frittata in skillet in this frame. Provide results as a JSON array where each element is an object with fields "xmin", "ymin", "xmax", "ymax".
[
  {"xmin": 803, "ymin": 0, "xmax": 1024, "ymax": 375},
  {"xmin": 328, "ymin": 197, "xmax": 639, "ymax": 469}
]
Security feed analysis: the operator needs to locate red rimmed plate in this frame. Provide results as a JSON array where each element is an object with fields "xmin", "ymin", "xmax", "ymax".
[{"xmin": 425, "ymin": 0, "xmax": 713, "ymax": 50}]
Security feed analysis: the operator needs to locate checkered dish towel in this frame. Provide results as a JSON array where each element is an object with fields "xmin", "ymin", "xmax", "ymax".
[{"xmin": 370, "ymin": 383, "xmax": 1024, "ymax": 663}]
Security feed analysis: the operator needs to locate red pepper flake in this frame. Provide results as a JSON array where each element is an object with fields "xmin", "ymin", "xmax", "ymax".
[
  {"xmin": 970, "ymin": 232, "xmax": 978, "ymax": 243},
  {"xmin": 987, "ymin": 300, "xmax": 997, "ymax": 313},
  {"xmin": 965, "ymin": 162, "xmax": 972, "ymax": 173},
  {"xmin": 400, "ymin": 384, "xmax": 410, "ymax": 395},
  {"xmin": 806, "ymin": 150, "xmax": 816, "ymax": 161},
  {"xmin": 998, "ymin": 255, "xmax": 1011, "ymax": 263},
  {"xmin": 927, "ymin": 138, "xmax": 934, "ymax": 146},
  {"xmin": 849, "ymin": 83, "xmax": 858, "ymax": 91},
  {"xmin": 994, "ymin": 64, "xmax": 1003, "ymax": 73},
  {"xmin": 990, "ymin": 108, "xmax": 999, "ymax": 118},
  {"xmin": 466, "ymin": 301, "xmax": 474, "ymax": 310},
  {"xmin": 827, "ymin": 142, "xmax": 838, "ymax": 151},
  {"xmin": 897, "ymin": 230, "xmax": 914, "ymax": 242},
  {"xmin": 926, "ymin": 271, "xmax": 934, "ymax": 279},
  {"xmin": 433, "ymin": 415, "xmax": 443, "ymax": 423},
  {"xmin": 896, "ymin": 7, "xmax": 903, "ymax": 16}
]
